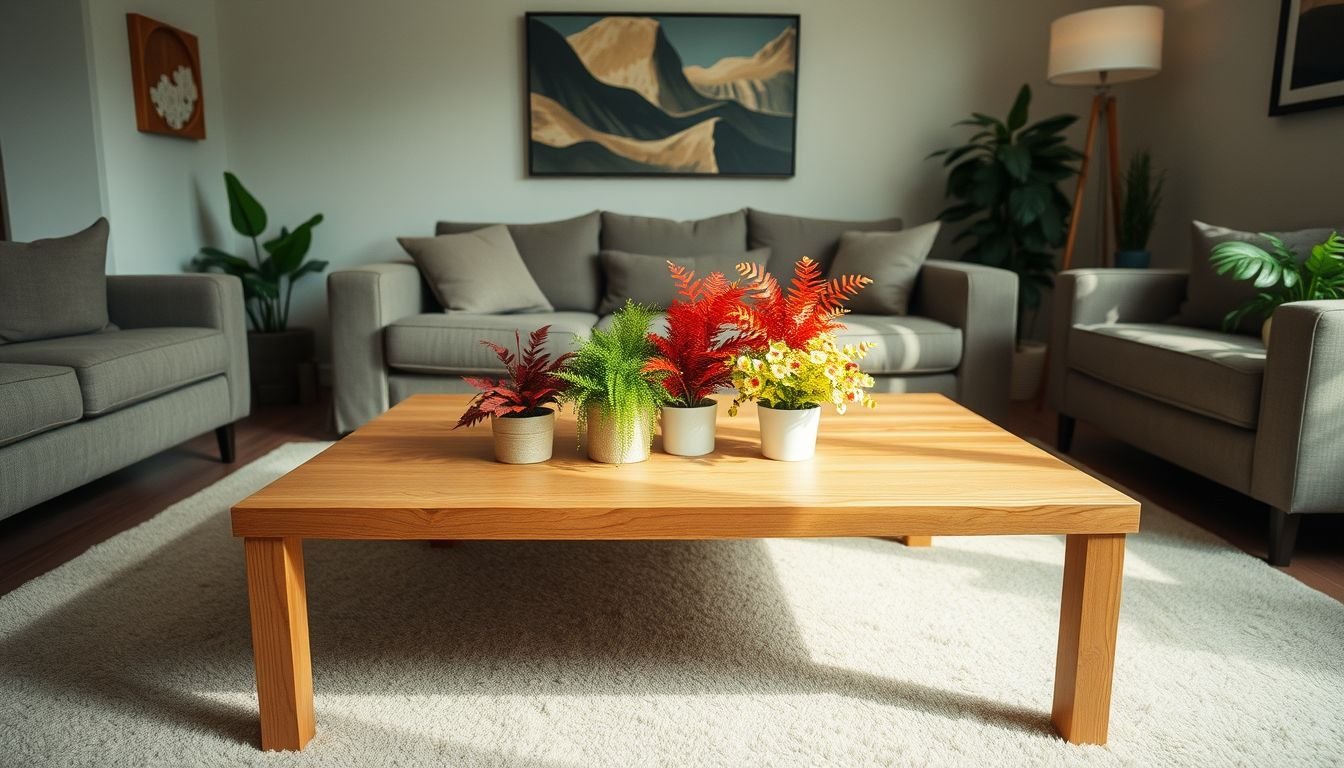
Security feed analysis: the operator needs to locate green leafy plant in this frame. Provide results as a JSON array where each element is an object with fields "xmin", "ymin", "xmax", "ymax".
[
  {"xmin": 1210, "ymin": 232, "xmax": 1344, "ymax": 331},
  {"xmin": 555, "ymin": 301, "xmax": 672, "ymax": 458},
  {"xmin": 1118, "ymin": 151, "xmax": 1165, "ymax": 251},
  {"xmin": 193, "ymin": 172, "xmax": 326, "ymax": 332},
  {"xmin": 929, "ymin": 84, "xmax": 1082, "ymax": 341}
]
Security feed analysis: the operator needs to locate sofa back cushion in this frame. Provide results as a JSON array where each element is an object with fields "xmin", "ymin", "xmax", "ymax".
[
  {"xmin": 597, "ymin": 248, "xmax": 770, "ymax": 315},
  {"xmin": 829, "ymin": 222, "xmax": 941, "ymax": 316},
  {"xmin": 0, "ymin": 217, "xmax": 111, "ymax": 343},
  {"xmin": 601, "ymin": 211, "xmax": 747, "ymax": 256},
  {"xmin": 747, "ymin": 208, "xmax": 903, "ymax": 279},
  {"xmin": 399, "ymin": 225, "xmax": 553, "ymax": 314},
  {"xmin": 435, "ymin": 211, "xmax": 602, "ymax": 312}
]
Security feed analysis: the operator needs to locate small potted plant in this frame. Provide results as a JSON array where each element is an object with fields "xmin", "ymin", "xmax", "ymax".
[
  {"xmin": 1210, "ymin": 230, "xmax": 1344, "ymax": 345},
  {"xmin": 556, "ymin": 302, "xmax": 671, "ymax": 464},
  {"xmin": 1116, "ymin": 151, "xmax": 1165, "ymax": 269},
  {"xmin": 645, "ymin": 263, "xmax": 755, "ymax": 456},
  {"xmin": 454, "ymin": 326, "xmax": 572, "ymax": 464},
  {"xmin": 728, "ymin": 257, "xmax": 875, "ymax": 461}
]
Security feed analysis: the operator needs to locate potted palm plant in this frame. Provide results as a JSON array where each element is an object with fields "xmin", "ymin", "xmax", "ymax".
[
  {"xmin": 194, "ymin": 172, "xmax": 326, "ymax": 405},
  {"xmin": 1116, "ymin": 151, "xmax": 1165, "ymax": 268},
  {"xmin": 645, "ymin": 263, "xmax": 754, "ymax": 456},
  {"xmin": 455, "ymin": 326, "xmax": 572, "ymax": 464},
  {"xmin": 556, "ymin": 302, "xmax": 671, "ymax": 464},
  {"xmin": 1210, "ymin": 230, "xmax": 1344, "ymax": 345}
]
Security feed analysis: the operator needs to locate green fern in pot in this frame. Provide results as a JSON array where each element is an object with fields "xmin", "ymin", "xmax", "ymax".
[{"xmin": 1210, "ymin": 231, "xmax": 1344, "ymax": 343}]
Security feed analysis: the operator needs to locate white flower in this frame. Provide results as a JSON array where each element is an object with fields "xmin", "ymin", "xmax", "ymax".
[
  {"xmin": 809, "ymin": 350, "xmax": 827, "ymax": 364},
  {"xmin": 769, "ymin": 363, "xmax": 790, "ymax": 379},
  {"xmin": 149, "ymin": 65, "xmax": 199, "ymax": 130}
]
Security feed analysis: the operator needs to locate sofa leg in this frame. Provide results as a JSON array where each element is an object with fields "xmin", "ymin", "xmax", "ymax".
[
  {"xmin": 215, "ymin": 424, "xmax": 237, "ymax": 464},
  {"xmin": 1267, "ymin": 508, "xmax": 1300, "ymax": 567},
  {"xmin": 1057, "ymin": 415, "xmax": 1076, "ymax": 453}
]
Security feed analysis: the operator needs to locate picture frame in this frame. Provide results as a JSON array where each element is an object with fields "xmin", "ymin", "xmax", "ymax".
[
  {"xmin": 525, "ymin": 12, "xmax": 800, "ymax": 178},
  {"xmin": 126, "ymin": 13, "xmax": 207, "ymax": 139},
  {"xmin": 1269, "ymin": 0, "xmax": 1344, "ymax": 115}
]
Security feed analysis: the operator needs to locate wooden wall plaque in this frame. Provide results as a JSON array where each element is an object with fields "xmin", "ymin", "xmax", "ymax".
[{"xmin": 126, "ymin": 13, "xmax": 206, "ymax": 140}]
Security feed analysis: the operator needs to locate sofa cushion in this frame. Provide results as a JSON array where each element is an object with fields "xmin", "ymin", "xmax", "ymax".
[
  {"xmin": 597, "ymin": 248, "xmax": 770, "ymax": 315},
  {"xmin": 0, "ymin": 217, "xmax": 111, "ymax": 343},
  {"xmin": 830, "ymin": 222, "xmax": 941, "ymax": 316},
  {"xmin": 834, "ymin": 315, "xmax": 962, "ymax": 375},
  {"xmin": 1069, "ymin": 323, "xmax": 1265, "ymax": 428},
  {"xmin": 601, "ymin": 211, "xmax": 747, "ymax": 256},
  {"xmin": 0, "ymin": 328, "xmax": 228, "ymax": 416},
  {"xmin": 385, "ymin": 312, "xmax": 597, "ymax": 375},
  {"xmin": 0, "ymin": 364, "xmax": 83, "ymax": 447},
  {"xmin": 747, "ymin": 208, "xmax": 904, "ymax": 279},
  {"xmin": 399, "ymin": 225, "xmax": 553, "ymax": 315},
  {"xmin": 435, "ymin": 212, "xmax": 602, "ymax": 312}
]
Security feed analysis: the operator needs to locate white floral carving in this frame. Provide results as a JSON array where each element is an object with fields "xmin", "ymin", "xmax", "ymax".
[{"xmin": 149, "ymin": 65, "xmax": 198, "ymax": 130}]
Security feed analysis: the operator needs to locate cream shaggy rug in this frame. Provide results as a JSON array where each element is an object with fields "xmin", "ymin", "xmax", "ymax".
[{"xmin": 2, "ymin": 442, "xmax": 1342, "ymax": 767}]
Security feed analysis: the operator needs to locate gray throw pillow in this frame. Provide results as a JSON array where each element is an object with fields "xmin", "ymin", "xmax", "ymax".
[
  {"xmin": 598, "ymin": 248, "xmax": 770, "ymax": 315},
  {"xmin": 0, "ymin": 217, "xmax": 111, "ymax": 343},
  {"xmin": 748, "ymin": 208, "xmax": 904, "ymax": 279},
  {"xmin": 399, "ymin": 225, "xmax": 553, "ymax": 314},
  {"xmin": 829, "ymin": 222, "xmax": 941, "ymax": 315},
  {"xmin": 600, "ymin": 211, "xmax": 747, "ymax": 256},
  {"xmin": 1176, "ymin": 220, "xmax": 1340, "ymax": 334},
  {"xmin": 435, "ymin": 212, "xmax": 601, "ymax": 312}
]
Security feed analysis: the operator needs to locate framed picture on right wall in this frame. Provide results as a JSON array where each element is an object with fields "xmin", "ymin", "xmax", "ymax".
[{"xmin": 1270, "ymin": 0, "xmax": 1344, "ymax": 115}]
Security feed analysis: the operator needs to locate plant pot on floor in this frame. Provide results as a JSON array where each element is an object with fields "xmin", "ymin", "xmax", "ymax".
[
  {"xmin": 248, "ymin": 328, "xmax": 317, "ymax": 406},
  {"xmin": 1010, "ymin": 340, "xmax": 1048, "ymax": 402},
  {"xmin": 585, "ymin": 404, "xmax": 652, "ymax": 465},
  {"xmin": 757, "ymin": 404, "xmax": 820, "ymax": 461},
  {"xmin": 1114, "ymin": 249, "xmax": 1151, "ymax": 269},
  {"xmin": 661, "ymin": 400, "xmax": 717, "ymax": 457},
  {"xmin": 491, "ymin": 408, "xmax": 555, "ymax": 464}
]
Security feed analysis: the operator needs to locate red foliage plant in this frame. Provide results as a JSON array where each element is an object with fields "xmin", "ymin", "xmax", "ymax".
[
  {"xmin": 731, "ymin": 257, "xmax": 872, "ymax": 349},
  {"xmin": 645, "ymin": 263, "xmax": 756, "ymax": 406},
  {"xmin": 455, "ymin": 325, "xmax": 574, "ymax": 428}
]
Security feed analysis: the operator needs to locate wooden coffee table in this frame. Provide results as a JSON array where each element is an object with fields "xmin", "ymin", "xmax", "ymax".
[{"xmin": 232, "ymin": 393, "xmax": 1138, "ymax": 751}]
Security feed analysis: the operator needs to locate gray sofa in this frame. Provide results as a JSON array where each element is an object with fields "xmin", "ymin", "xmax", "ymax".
[
  {"xmin": 329, "ymin": 209, "xmax": 1018, "ymax": 434},
  {"xmin": 0, "ymin": 274, "xmax": 251, "ymax": 520}
]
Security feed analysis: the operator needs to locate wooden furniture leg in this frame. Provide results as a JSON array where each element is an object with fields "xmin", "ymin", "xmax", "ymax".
[
  {"xmin": 245, "ymin": 537, "xmax": 315, "ymax": 751},
  {"xmin": 893, "ymin": 536, "xmax": 932, "ymax": 547},
  {"xmin": 1104, "ymin": 95, "xmax": 1122, "ymax": 266},
  {"xmin": 1052, "ymin": 533, "xmax": 1125, "ymax": 744},
  {"xmin": 1059, "ymin": 92, "xmax": 1104, "ymax": 273},
  {"xmin": 216, "ymin": 423, "xmax": 237, "ymax": 463}
]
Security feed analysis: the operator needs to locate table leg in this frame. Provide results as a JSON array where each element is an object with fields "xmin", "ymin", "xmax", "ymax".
[
  {"xmin": 1051, "ymin": 533, "xmax": 1125, "ymax": 745},
  {"xmin": 893, "ymin": 536, "xmax": 932, "ymax": 548},
  {"xmin": 245, "ymin": 537, "xmax": 315, "ymax": 751}
]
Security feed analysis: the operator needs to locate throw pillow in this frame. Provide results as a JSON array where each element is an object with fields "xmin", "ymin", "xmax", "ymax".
[
  {"xmin": 598, "ymin": 248, "xmax": 771, "ymax": 315},
  {"xmin": 747, "ymin": 208, "xmax": 904, "ymax": 279},
  {"xmin": 399, "ymin": 225, "xmax": 553, "ymax": 314},
  {"xmin": 0, "ymin": 217, "xmax": 111, "ymax": 343},
  {"xmin": 829, "ymin": 222, "xmax": 941, "ymax": 316},
  {"xmin": 435, "ymin": 212, "xmax": 601, "ymax": 312},
  {"xmin": 600, "ymin": 211, "xmax": 747, "ymax": 256}
]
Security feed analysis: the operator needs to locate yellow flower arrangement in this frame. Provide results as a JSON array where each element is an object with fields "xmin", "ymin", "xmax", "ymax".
[{"xmin": 730, "ymin": 334, "xmax": 877, "ymax": 415}]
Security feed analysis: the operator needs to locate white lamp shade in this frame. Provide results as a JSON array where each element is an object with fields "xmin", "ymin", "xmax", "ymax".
[{"xmin": 1048, "ymin": 5, "xmax": 1164, "ymax": 86}]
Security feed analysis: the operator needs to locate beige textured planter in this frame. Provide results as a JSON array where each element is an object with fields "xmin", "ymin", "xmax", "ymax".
[
  {"xmin": 757, "ymin": 404, "xmax": 820, "ymax": 461},
  {"xmin": 585, "ymin": 404, "xmax": 652, "ymax": 464},
  {"xmin": 1009, "ymin": 341, "xmax": 1048, "ymax": 402},
  {"xmin": 661, "ymin": 400, "xmax": 717, "ymax": 457},
  {"xmin": 490, "ymin": 409, "xmax": 555, "ymax": 464}
]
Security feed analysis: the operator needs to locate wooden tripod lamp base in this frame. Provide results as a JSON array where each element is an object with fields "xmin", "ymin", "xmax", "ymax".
[{"xmin": 1059, "ymin": 91, "xmax": 1123, "ymax": 272}]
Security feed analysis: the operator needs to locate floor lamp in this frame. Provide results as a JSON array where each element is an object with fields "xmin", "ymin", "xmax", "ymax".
[{"xmin": 1048, "ymin": 5, "xmax": 1164, "ymax": 271}]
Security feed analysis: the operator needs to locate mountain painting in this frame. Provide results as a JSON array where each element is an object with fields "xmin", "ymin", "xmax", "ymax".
[{"xmin": 526, "ymin": 13, "xmax": 800, "ymax": 177}]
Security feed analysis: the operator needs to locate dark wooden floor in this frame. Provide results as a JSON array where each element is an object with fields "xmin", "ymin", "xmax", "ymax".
[{"xmin": 2, "ymin": 394, "xmax": 1341, "ymax": 601}]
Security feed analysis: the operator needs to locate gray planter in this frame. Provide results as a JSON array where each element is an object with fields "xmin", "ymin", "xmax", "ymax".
[{"xmin": 247, "ymin": 328, "xmax": 317, "ymax": 406}]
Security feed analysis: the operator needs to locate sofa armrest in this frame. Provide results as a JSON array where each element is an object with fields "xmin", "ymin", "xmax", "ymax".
[
  {"xmin": 328, "ymin": 263, "xmax": 425, "ymax": 433},
  {"xmin": 107, "ymin": 274, "xmax": 250, "ymax": 421},
  {"xmin": 1253, "ymin": 300, "xmax": 1344, "ymax": 514},
  {"xmin": 1048, "ymin": 269, "xmax": 1188, "ymax": 412},
  {"xmin": 910, "ymin": 261, "xmax": 1017, "ymax": 422}
]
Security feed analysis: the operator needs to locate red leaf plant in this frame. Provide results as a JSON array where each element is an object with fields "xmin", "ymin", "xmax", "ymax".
[
  {"xmin": 645, "ymin": 263, "xmax": 756, "ymax": 406},
  {"xmin": 455, "ymin": 325, "xmax": 574, "ymax": 428},
  {"xmin": 731, "ymin": 257, "xmax": 872, "ymax": 349}
]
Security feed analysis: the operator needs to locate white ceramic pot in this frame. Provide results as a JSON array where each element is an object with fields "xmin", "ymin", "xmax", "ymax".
[
  {"xmin": 1009, "ymin": 340, "xmax": 1048, "ymax": 402},
  {"xmin": 661, "ymin": 400, "xmax": 718, "ymax": 456},
  {"xmin": 490, "ymin": 409, "xmax": 555, "ymax": 464},
  {"xmin": 757, "ymin": 404, "xmax": 821, "ymax": 461},
  {"xmin": 585, "ymin": 404, "xmax": 652, "ymax": 464}
]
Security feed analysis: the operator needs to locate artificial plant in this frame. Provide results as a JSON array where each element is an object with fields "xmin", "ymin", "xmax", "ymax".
[
  {"xmin": 455, "ymin": 326, "xmax": 573, "ymax": 429},
  {"xmin": 1118, "ymin": 151, "xmax": 1166, "ymax": 252},
  {"xmin": 729, "ymin": 336, "xmax": 876, "ymax": 415},
  {"xmin": 645, "ymin": 263, "xmax": 755, "ymax": 407},
  {"xmin": 193, "ymin": 172, "xmax": 326, "ymax": 332},
  {"xmin": 729, "ymin": 257, "xmax": 871, "ymax": 349},
  {"xmin": 1209, "ymin": 231, "xmax": 1344, "ymax": 331}
]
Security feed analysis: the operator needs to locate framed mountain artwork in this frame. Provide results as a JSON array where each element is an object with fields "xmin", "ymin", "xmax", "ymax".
[
  {"xmin": 1270, "ymin": 0, "xmax": 1344, "ymax": 115},
  {"xmin": 525, "ymin": 12, "xmax": 799, "ymax": 177}
]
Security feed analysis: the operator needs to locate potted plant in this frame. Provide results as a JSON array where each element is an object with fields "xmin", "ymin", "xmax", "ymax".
[
  {"xmin": 194, "ymin": 172, "xmax": 326, "ymax": 406},
  {"xmin": 929, "ymin": 84, "xmax": 1082, "ymax": 401},
  {"xmin": 1210, "ymin": 230, "xmax": 1344, "ymax": 345},
  {"xmin": 556, "ymin": 302, "xmax": 671, "ymax": 464},
  {"xmin": 1116, "ymin": 151, "xmax": 1165, "ymax": 268},
  {"xmin": 645, "ymin": 263, "xmax": 754, "ymax": 456},
  {"xmin": 727, "ymin": 258, "xmax": 875, "ymax": 461},
  {"xmin": 454, "ymin": 326, "xmax": 573, "ymax": 464}
]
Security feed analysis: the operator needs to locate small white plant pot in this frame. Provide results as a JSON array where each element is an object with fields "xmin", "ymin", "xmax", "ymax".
[
  {"xmin": 585, "ymin": 404, "xmax": 652, "ymax": 464},
  {"xmin": 490, "ymin": 409, "xmax": 555, "ymax": 464},
  {"xmin": 661, "ymin": 400, "xmax": 718, "ymax": 457},
  {"xmin": 757, "ymin": 404, "xmax": 821, "ymax": 461}
]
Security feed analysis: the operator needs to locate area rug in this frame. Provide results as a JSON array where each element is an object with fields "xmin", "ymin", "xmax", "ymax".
[{"xmin": 2, "ymin": 442, "xmax": 1341, "ymax": 767}]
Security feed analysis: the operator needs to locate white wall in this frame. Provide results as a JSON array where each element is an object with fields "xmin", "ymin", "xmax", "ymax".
[{"xmin": 0, "ymin": 0, "xmax": 104, "ymax": 243}]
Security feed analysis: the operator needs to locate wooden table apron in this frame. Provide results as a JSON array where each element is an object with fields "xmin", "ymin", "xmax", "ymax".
[{"xmin": 232, "ymin": 394, "xmax": 1139, "ymax": 751}]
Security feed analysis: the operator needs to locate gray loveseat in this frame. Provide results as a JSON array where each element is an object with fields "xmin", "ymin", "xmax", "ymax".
[
  {"xmin": 329, "ymin": 209, "xmax": 1018, "ymax": 434},
  {"xmin": 0, "ymin": 274, "xmax": 251, "ymax": 520}
]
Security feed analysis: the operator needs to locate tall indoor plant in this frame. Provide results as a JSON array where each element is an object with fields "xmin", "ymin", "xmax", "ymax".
[
  {"xmin": 1210, "ymin": 231, "xmax": 1344, "ymax": 345},
  {"xmin": 1116, "ymin": 151, "xmax": 1165, "ymax": 268},
  {"xmin": 194, "ymin": 172, "xmax": 327, "ymax": 405},
  {"xmin": 455, "ymin": 326, "xmax": 573, "ymax": 464}
]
